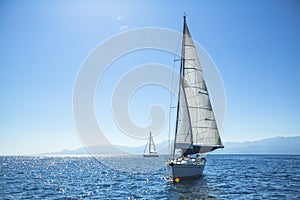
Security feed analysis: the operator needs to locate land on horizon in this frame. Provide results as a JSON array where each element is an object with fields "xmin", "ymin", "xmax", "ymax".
[{"xmin": 35, "ymin": 136, "xmax": 300, "ymax": 156}]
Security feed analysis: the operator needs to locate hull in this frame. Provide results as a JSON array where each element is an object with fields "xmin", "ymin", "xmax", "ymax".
[
  {"xmin": 166, "ymin": 158, "xmax": 205, "ymax": 180},
  {"xmin": 143, "ymin": 154, "xmax": 158, "ymax": 157}
]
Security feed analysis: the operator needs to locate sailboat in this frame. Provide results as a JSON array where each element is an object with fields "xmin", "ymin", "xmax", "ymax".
[
  {"xmin": 167, "ymin": 16, "xmax": 224, "ymax": 180},
  {"xmin": 143, "ymin": 132, "xmax": 158, "ymax": 157}
]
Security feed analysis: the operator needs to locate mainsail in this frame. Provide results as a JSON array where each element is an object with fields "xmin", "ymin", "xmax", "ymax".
[{"xmin": 174, "ymin": 16, "xmax": 224, "ymax": 154}]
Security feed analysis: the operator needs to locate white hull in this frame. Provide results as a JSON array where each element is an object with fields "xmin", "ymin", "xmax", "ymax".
[
  {"xmin": 143, "ymin": 154, "xmax": 158, "ymax": 157},
  {"xmin": 166, "ymin": 158, "xmax": 205, "ymax": 180}
]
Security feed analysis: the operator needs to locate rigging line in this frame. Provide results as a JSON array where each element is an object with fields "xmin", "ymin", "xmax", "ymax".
[
  {"xmin": 143, "ymin": 138, "xmax": 148, "ymax": 154},
  {"xmin": 168, "ymin": 33, "xmax": 181, "ymax": 158}
]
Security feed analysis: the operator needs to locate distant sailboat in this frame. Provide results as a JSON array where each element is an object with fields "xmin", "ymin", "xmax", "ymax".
[
  {"xmin": 143, "ymin": 132, "xmax": 158, "ymax": 157},
  {"xmin": 167, "ymin": 16, "xmax": 224, "ymax": 181}
]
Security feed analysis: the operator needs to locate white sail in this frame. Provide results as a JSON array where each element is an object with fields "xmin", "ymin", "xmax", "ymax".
[
  {"xmin": 144, "ymin": 132, "xmax": 158, "ymax": 157},
  {"xmin": 174, "ymin": 17, "xmax": 223, "ymax": 154},
  {"xmin": 174, "ymin": 81, "xmax": 193, "ymax": 150},
  {"xmin": 149, "ymin": 132, "xmax": 157, "ymax": 153}
]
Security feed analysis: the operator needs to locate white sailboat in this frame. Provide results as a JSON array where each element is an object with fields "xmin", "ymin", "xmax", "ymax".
[
  {"xmin": 143, "ymin": 132, "xmax": 158, "ymax": 157},
  {"xmin": 167, "ymin": 16, "xmax": 224, "ymax": 181}
]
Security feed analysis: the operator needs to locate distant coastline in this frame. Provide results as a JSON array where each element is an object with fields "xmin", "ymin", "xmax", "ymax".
[
  {"xmin": 213, "ymin": 136, "xmax": 300, "ymax": 155},
  {"xmin": 37, "ymin": 136, "xmax": 300, "ymax": 156}
]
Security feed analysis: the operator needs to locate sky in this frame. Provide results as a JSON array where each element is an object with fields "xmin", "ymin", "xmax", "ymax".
[{"xmin": 1, "ymin": 0, "xmax": 300, "ymax": 155}]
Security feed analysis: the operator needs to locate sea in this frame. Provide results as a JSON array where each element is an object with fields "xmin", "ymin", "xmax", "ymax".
[{"xmin": 1, "ymin": 154, "xmax": 300, "ymax": 199}]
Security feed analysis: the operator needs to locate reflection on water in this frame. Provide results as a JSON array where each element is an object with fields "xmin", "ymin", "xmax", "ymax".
[
  {"xmin": 96, "ymin": 154, "xmax": 169, "ymax": 173},
  {"xmin": 167, "ymin": 176, "xmax": 218, "ymax": 199}
]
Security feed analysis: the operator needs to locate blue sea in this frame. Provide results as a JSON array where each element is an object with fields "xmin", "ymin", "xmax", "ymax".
[{"xmin": 1, "ymin": 154, "xmax": 300, "ymax": 199}]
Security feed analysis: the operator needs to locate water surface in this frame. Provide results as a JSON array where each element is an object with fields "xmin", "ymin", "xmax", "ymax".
[{"xmin": 1, "ymin": 155, "xmax": 299, "ymax": 199}]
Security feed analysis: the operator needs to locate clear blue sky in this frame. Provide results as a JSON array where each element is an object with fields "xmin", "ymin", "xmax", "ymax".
[{"xmin": 1, "ymin": 0, "xmax": 299, "ymax": 155}]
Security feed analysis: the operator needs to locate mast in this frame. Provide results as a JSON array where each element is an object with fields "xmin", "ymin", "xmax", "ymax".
[
  {"xmin": 182, "ymin": 15, "xmax": 186, "ymax": 77},
  {"xmin": 173, "ymin": 16, "xmax": 185, "ymax": 157},
  {"xmin": 173, "ymin": 15, "xmax": 195, "ymax": 157}
]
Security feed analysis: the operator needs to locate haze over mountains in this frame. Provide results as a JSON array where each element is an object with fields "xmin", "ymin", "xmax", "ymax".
[
  {"xmin": 48, "ymin": 136, "xmax": 300, "ymax": 155},
  {"xmin": 213, "ymin": 136, "xmax": 300, "ymax": 154}
]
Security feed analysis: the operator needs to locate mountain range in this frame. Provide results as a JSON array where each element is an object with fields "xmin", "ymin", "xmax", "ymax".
[
  {"xmin": 46, "ymin": 136, "xmax": 300, "ymax": 155},
  {"xmin": 213, "ymin": 136, "xmax": 300, "ymax": 154}
]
